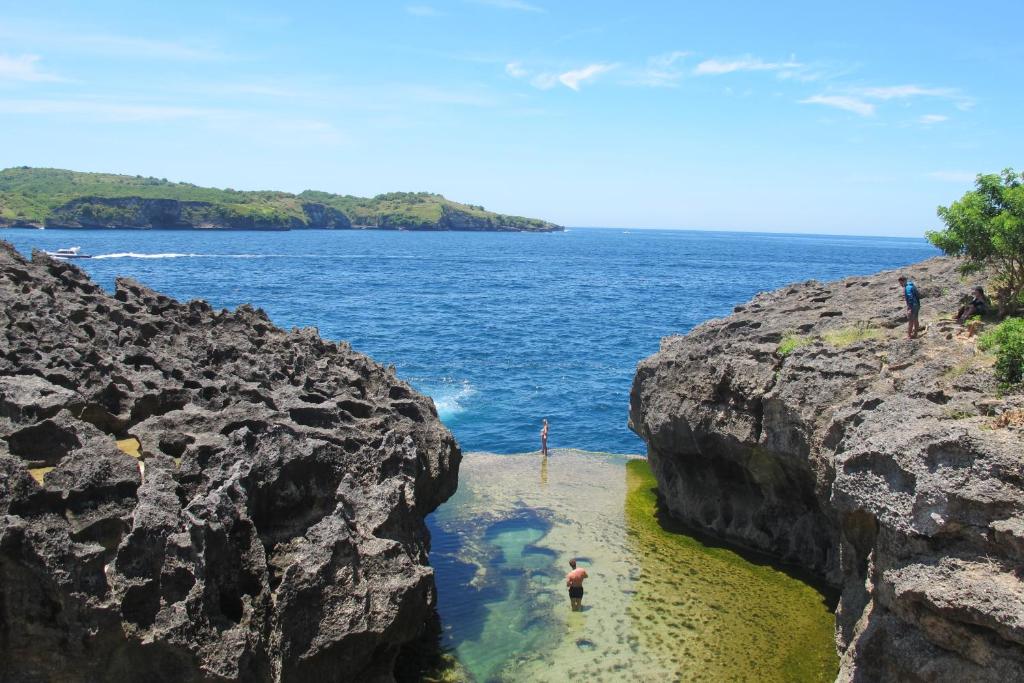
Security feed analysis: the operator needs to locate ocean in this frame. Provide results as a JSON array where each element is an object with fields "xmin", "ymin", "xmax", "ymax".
[{"xmin": 3, "ymin": 227, "xmax": 938, "ymax": 455}]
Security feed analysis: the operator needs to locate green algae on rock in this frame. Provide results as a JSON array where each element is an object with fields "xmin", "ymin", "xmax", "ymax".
[{"xmin": 625, "ymin": 459, "xmax": 838, "ymax": 682}]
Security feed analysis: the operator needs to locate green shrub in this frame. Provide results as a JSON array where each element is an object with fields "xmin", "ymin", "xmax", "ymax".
[{"xmin": 978, "ymin": 317, "xmax": 1024, "ymax": 387}]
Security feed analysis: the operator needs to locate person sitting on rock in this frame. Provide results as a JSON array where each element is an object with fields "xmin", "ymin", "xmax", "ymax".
[{"xmin": 956, "ymin": 286, "xmax": 988, "ymax": 324}]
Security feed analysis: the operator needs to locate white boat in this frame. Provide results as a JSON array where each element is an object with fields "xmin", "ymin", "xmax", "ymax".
[{"xmin": 45, "ymin": 246, "xmax": 91, "ymax": 260}]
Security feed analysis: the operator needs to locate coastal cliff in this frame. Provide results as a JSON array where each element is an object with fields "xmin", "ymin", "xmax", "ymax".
[
  {"xmin": 0, "ymin": 241, "xmax": 461, "ymax": 681},
  {"xmin": 0, "ymin": 167, "xmax": 562, "ymax": 232},
  {"xmin": 629, "ymin": 257, "xmax": 1024, "ymax": 681}
]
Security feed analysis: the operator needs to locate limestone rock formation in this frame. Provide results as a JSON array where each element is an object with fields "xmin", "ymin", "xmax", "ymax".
[
  {"xmin": 630, "ymin": 257, "xmax": 1024, "ymax": 681},
  {"xmin": 0, "ymin": 241, "xmax": 460, "ymax": 682}
]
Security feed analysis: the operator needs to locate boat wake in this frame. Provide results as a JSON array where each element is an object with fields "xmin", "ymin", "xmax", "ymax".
[
  {"xmin": 92, "ymin": 252, "xmax": 200, "ymax": 260},
  {"xmin": 91, "ymin": 252, "xmax": 265, "ymax": 260}
]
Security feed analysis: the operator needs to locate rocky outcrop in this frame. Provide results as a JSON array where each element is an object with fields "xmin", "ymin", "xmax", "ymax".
[
  {"xmin": 435, "ymin": 206, "xmax": 560, "ymax": 232},
  {"xmin": 630, "ymin": 257, "xmax": 1024, "ymax": 681},
  {"xmin": 0, "ymin": 241, "xmax": 460, "ymax": 682},
  {"xmin": 41, "ymin": 197, "xmax": 351, "ymax": 230},
  {"xmin": 300, "ymin": 202, "xmax": 351, "ymax": 229}
]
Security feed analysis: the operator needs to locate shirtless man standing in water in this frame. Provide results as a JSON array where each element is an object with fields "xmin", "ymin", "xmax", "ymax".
[
  {"xmin": 540, "ymin": 419, "xmax": 549, "ymax": 457},
  {"xmin": 565, "ymin": 558, "xmax": 588, "ymax": 612}
]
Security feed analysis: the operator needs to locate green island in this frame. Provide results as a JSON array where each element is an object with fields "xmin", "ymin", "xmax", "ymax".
[{"xmin": 0, "ymin": 167, "xmax": 561, "ymax": 232}]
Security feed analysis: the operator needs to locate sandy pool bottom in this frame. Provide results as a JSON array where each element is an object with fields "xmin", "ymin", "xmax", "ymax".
[{"xmin": 427, "ymin": 450, "xmax": 838, "ymax": 682}]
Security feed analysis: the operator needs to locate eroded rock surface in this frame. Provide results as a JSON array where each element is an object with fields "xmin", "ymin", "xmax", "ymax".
[
  {"xmin": 0, "ymin": 241, "xmax": 460, "ymax": 682},
  {"xmin": 630, "ymin": 257, "xmax": 1024, "ymax": 681}
]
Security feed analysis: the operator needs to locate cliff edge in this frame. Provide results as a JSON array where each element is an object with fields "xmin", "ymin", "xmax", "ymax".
[
  {"xmin": 629, "ymin": 256, "xmax": 1024, "ymax": 681},
  {"xmin": 0, "ymin": 241, "xmax": 461, "ymax": 682}
]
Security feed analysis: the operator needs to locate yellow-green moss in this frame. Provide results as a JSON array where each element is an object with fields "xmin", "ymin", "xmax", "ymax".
[{"xmin": 625, "ymin": 459, "xmax": 839, "ymax": 682}]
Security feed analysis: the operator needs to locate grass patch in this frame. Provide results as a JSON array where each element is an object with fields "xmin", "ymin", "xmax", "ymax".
[
  {"xmin": 943, "ymin": 359, "xmax": 973, "ymax": 379},
  {"xmin": 777, "ymin": 334, "xmax": 813, "ymax": 356},
  {"xmin": 821, "ymin": 325, "xmax": 883, "ymax": 348}
]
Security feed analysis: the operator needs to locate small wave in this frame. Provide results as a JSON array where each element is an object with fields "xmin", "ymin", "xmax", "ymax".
[{"xmin": 427, "ymin": 379, "xmax": 476, "ymax": 420}]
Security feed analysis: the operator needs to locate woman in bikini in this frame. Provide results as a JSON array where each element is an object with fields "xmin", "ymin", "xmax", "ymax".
[{"xmin": 540, "ymin": 419, "xmax": 549, "ymax": 457}]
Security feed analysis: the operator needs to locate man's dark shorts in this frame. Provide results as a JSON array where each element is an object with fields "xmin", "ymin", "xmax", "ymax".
[
  {"xmin": 568, "ymin": 586, "xmax": 583, "ymax": 600},
  {"xmin": 909, "ymin": 304, "xmax": 920, "ymax": 321}
]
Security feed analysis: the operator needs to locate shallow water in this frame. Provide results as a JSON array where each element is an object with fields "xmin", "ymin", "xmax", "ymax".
[{"xmin": 428, "ymin": 451, "xmax": 837, "ymax": 682}]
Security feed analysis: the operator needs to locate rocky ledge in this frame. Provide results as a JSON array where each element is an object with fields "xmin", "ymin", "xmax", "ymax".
[
  {"xmin": 629, "ymin": 257, "xmax": 1024, "ymax": 681},
  {"xmin": 0, "ymin": 241, "xmax": 460, "ymax": 682}
]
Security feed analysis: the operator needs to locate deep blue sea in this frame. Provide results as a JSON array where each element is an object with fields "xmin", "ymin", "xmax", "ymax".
[{"xmin": 3, "ymin": 228, "xmax": 938, "ymax": 454}]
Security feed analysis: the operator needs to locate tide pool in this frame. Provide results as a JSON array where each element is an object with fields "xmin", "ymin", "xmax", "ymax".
[{"xmin": 427, "ymin": 451, "xmax": 838, "ymax": 682}]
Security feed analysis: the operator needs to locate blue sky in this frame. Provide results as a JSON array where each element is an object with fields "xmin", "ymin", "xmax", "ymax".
[{"xmin": 1, "ymin": 1, "xmax": 1022, "ymax": 235}]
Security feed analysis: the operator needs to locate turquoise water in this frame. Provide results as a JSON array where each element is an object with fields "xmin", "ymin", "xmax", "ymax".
[
  {"xmin": 2, "ymin": 227, "xmax": 937, "ymax": 454},
  {"xmin": 428, "ymin": 452, "xmax": 839, "ymax": 682}
]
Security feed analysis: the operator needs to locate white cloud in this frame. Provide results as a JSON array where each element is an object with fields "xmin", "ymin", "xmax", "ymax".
[
  {"xmin": 530, "ymin": 73, "xmax": 560, "ymax": 90},
  {"xmin": 650, "ymin": 51, "xmax": 691, "ymax": 70},
  {"xmin": 505, "ymin": 61, "xmax": 528, "ymax": 78},
  {"xmin": 0, "ymin": 97, "xmax": 347, "ymax": 144},
  {"xmin": 406, "ymin": 5, "xmax": 441, "ymax": 16},
  {"xmin": 800, "ymin": 94, "xmax": 875, "ymax": 117},
  {"xmin": 858, "ymin": 85, "xmax": 954, "ymax": 100},
  {"xmin": 0, "ymin": 98, "xmax": 221, "ymax": 121},
  {"xmin": 694, "ymin": 55, "xmax": 802, "ymax": 76},
  {"xmin": 80, "ymin": 34, "xmax": 224, "ymax": 61},
  {"xmin": 469, "ymin": 0, "xmax": 544, "ymax": 12},
  {"xmin": 521, "ymin": 63, "xmax": 616, "ymax": 91},
  {"xmin": 631, "ymin": 51, "xmax": 691, "ymax": 87},
  {"xmin": 800, "ymin": 82, "xmax": 973, "ymax": 119},
  {"xmin": 854, "ymin": 84, "xmax": 974, "ymax": 110},
  {"xmin": 927, "ymin": 171, "xmax": 975, "ymax": 183},
  {"xmin": 0, "ymin": 25, "xmax": 225, "ymax": 61},
  {"xmin": 558, "ymin": 63, "xmax": 616, "ymax": 91},
  {"xmin": 0, "ymin": 54, "xmax": 62, "ymax": 83}
]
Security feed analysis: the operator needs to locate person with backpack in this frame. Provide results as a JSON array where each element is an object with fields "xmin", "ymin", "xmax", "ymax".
[{"xmin": 898, "ymin": 275, "xmax": 922, "ymax": 339}]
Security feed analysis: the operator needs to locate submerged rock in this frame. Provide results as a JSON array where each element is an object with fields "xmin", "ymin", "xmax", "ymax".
[
  {"xmin": 0, "ymin": 241, "xmax": 460, "ymax": 682},
  {"xmin": 630, "ymin": 257, "xmax": 1024, "ymax": 681}
]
